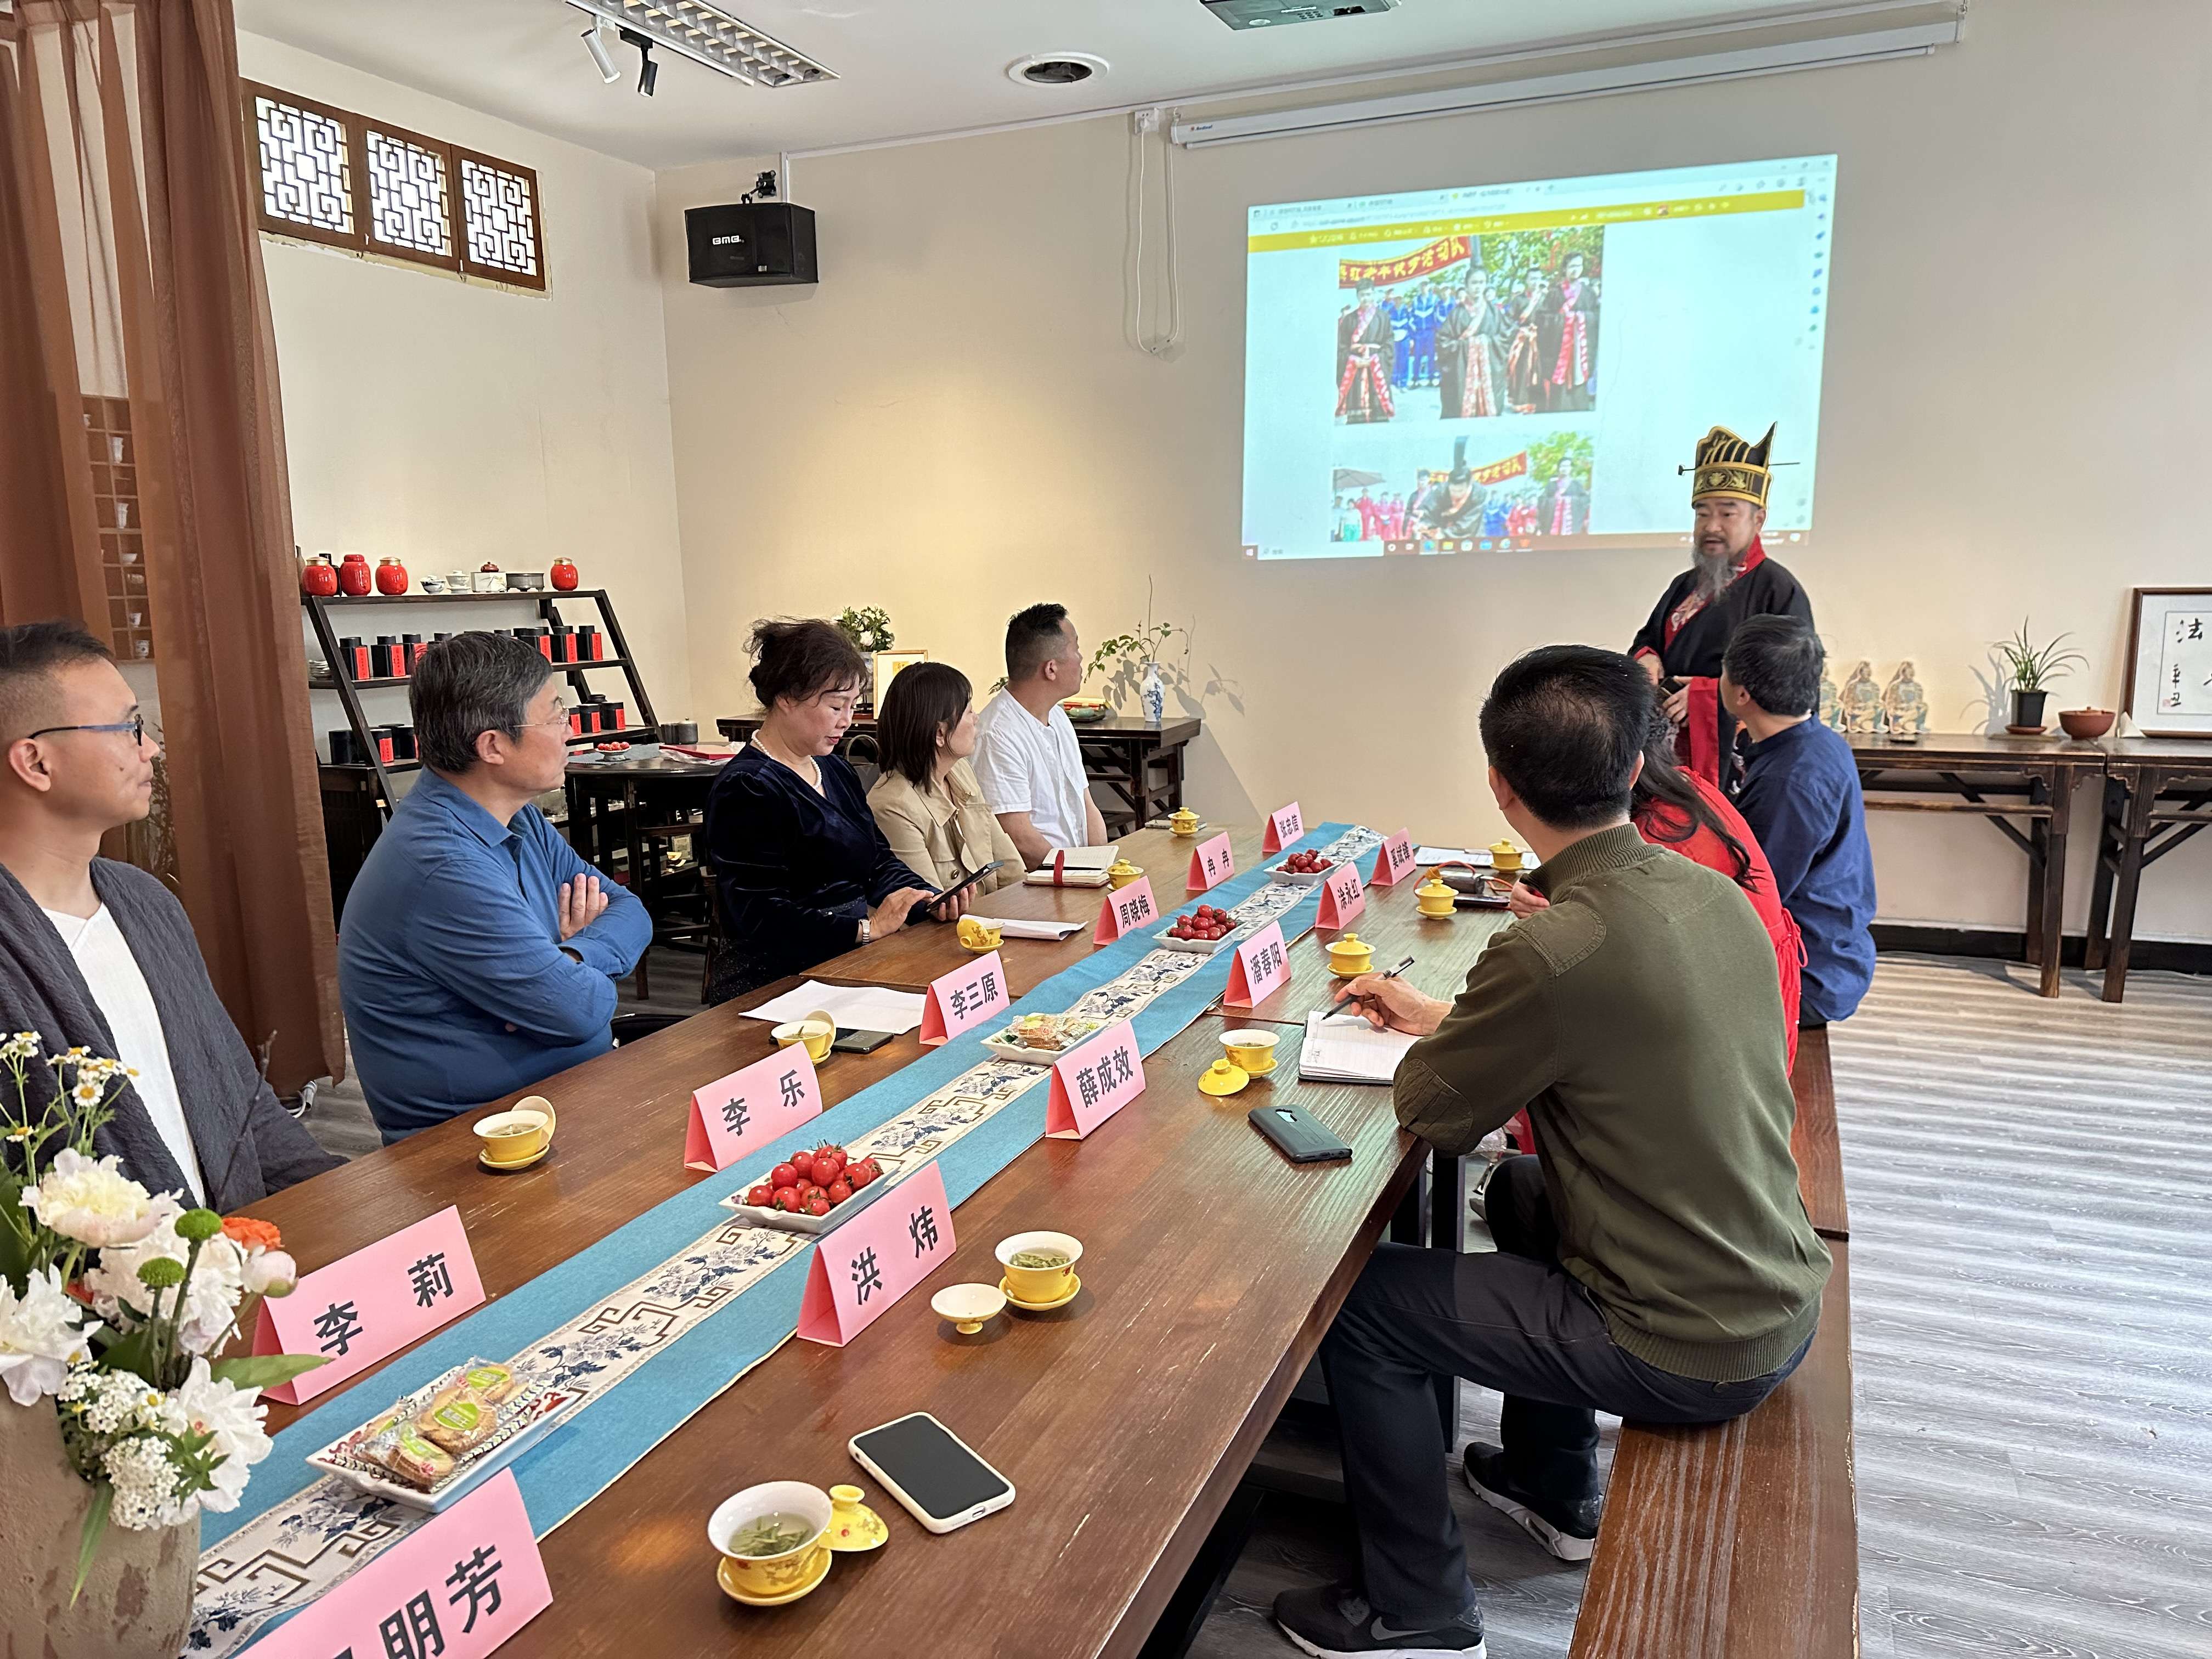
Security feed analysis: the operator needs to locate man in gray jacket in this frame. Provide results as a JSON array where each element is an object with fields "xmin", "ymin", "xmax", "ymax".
[{"xmin": 0, "ymin": 622, "xmax": 337, "ymax": 1208}]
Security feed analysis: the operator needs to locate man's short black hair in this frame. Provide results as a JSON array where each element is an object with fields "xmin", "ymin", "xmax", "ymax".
[
  {"xmin": 1004, "ymin": 603, "xmax": 1071, "ymax": 682},
  {"xmin": 1477, "ymin": 645, "xmax": 1647, "ymax": 831},
  {"xmin": 1724, "ymin": 616, "xmax": 1824, "ymax": 718},
  {"xmin": 0, "ymin": 620, "xmax": 113, "ymax": 742},
  {"xmin": 410, "ymin": 631, "xmax": 554, "ymax": 775}
]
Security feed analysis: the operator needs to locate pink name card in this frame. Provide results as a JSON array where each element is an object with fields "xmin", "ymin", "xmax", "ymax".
[
  {"xmin": 1093, "ymin": 875, "xmax": 1159, "ymax": 944},
  {"xmin": 797, "ymin": 1159, "xmax": 956, "ymax": 1346},
  {"xmin": 685, "ymin": 1046, "xmax": 822, "ymax": 1172},
  {"xmin": 919, "ymin": 949, "xmax": 1009, "ymax": 1046},
  {"xmin": 1223, "ymin": 920, "xmax": 1290, "ymax": 1009},
  {"xmin": 1261, "ymin": 801, "xmax": 1305, "ymax": 854},
  {"xmin": 1371, "ymin": 829, "xmax": 1416, "ymax": 887},
  {"xmin": 1186, "ymin": 832, "xmax": 1235, "ymax": 894},
  {"xmin": 1045, "ymin": 1020, "xmax": 1145, "ymax": 1139},
  {"xmin": 1318, "ymin": 862, "xmax": 1368, "ymax": 928},
  {"xmin": 244, "ymin": 1470, "xmax": 550, "ymax": 1659},
  {"xmin": 255, "ymin": 1206, "xmax": 484, "ymax": 1406}
]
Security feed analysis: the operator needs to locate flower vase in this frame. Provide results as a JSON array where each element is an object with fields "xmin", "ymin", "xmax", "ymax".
[
  {"xmin": 1140, "ymin": 661, "xmax": 1166, "ymax": 725},
  {"xmin": 0, "ymin": 1402, "xmax": 195, "ymax": 1659}
]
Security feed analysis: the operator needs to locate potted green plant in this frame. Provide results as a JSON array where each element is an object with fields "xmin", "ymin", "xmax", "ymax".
[
  {"xmin": 1993, "ymin": 620, "xmax": 2088, "ymax": 733},
  {"xmin": 1087, "ymin": 582, "xmax": 1188, "ymax": 722},
  {"xmin": 833, "ymin": 607, "xmax": 893, "ymax": 711}
]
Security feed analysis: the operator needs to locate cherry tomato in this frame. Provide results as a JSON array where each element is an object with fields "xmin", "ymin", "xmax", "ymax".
[
  {"xmin": 826, "ymin": 1179, "xmax": 853, "ymax": 1205},
  {"xmin": 745, "ymin": 1182, "xmax": 774, "ymax": 1207},
  {"xmin": 804, "ymin": 1194, "xmax": 831, "ymax": 1217},
  {"xmin": 848, "ymin": 1158, "xmax": 881, "ymax": 1188},
  {"xmin": 771, "ymin": 1187, "xmax": 803, "ymax": 1212},
  {"xmin": 793, "ymin": 1152, "xmax": 822, "ymax": 1186},
  {"xmin": 770, "ymin": 1162, "xmax": 798, "ymax": 1190},
  {"xmin": 814, "ymin": 1146, "xmax": 848, "ymax": 1176}
]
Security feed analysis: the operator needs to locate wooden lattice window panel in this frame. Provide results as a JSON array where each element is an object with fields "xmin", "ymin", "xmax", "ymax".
[
  {"xmin": 242, "ymin": 82, "xmax": 546, "ymax": 291},
  {"xmin": 82, "ymin": 396, "xmax": 153, "ymax": 662}
]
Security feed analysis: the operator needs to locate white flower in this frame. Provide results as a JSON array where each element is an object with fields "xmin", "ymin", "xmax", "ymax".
[
  {"xmin": 242, "ymin": 1249, "xmax": 297, "ymax": 1296},
  {"xmin": 86, "ymin": 1218, "xmax": 245, "ymax": 1353},
  {"xmin": 163, "ymin": 1358, "xmax": 271, "ymax": 1513},
  {"xmin": 59, "ymin": 1363, "xmax": 154, "ymax": 1434},
  {"xmin": 103, "ymin": 1433, "xmax": 190, "ymax": 1531},
  {"xmin": 0, "ymin": 1030, "xmax": 41, "ymax": 1062},
  {"xmin": 0, "ymin": 1267, "xmax": 99, "ymax": 1405},
  {"xmin": 20, "ymin": 1149, "xmax": 174, "ymax": 1248}
]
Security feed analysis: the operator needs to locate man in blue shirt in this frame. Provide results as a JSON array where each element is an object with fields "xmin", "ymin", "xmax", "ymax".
[
  {"xmin": 1722, "ymin": 617, "xmax": 1877, "ymax": 1026},
  {"xmin": 340, "ymin": 632, "xmax": 650, "ymax": 1139}
]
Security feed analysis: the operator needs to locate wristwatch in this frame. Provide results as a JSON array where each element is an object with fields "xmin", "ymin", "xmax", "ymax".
[{"xmin": 857, "ymin": 917, "xmax": 872, "ymax": 945}]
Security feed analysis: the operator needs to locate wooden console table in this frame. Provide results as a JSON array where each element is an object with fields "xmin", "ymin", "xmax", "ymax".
[
  {"xmin": 715, "ymin": 712, "xmax": 1201, "ymax": 831},
  {"xmin": 2085, "ymin": 736, "xmax": 2212, "ymax": 1003},
  {"xmin": 1848, "ymin": 732, "xmax": 2109, "ymax": 998}
]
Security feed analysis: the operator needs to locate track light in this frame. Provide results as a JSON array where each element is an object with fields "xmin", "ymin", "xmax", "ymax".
[
  {"xmin": 619, "ymin": 26, "xmax": 658, "ymax": 96},
  {"xmin": 581, "ymin": 15, "xmax": 619, "ymax": 83}
]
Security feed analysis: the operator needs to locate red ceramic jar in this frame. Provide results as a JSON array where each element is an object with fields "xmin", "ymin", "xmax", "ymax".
[
  {"xmin": 550, "ymin": 558, "xmax": 579, "ymax": 591},
  {"xmin": 375, "ymin": 557, "xmax": 410, "ymax": 596},
  {"xmin": 300, "ymin": 554, "xmax": 339, "ymax": 597},
  {"xmin": 337, "ymin": 553, "xmax": 373, "ymax": 596}
]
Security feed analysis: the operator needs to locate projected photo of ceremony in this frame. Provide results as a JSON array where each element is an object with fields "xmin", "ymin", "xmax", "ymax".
[{"xmin": 1327, "ymin": 428, "xmax": 1595, "ymax": 549}]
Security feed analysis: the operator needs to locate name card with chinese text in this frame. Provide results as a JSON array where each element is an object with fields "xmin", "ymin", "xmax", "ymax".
[
  {"xmin": 244, "ymin": 1470, "xmax": 550, "ymax": 1659},
  {"xmin": 255, "ymin": 1206, "xmax": 484, "ymax": 1405},
  {"xmin": 919, "ymin": 950, "xmax": 1008, "ymax": 1046},
  {"xmin": 1261, "ymin": 802, "xmax": 1305, "ymax": 855},
  {"xmin": 1318, "ymin": 862, "xmax": 1367, "ymax": 928},
  {"xmin": 1223, "ymin": 920, "xmax": 1290, "ymax": 1009},
  {"xmin": 796, "ymin": 1160, "xmax": 955, "ymax": 1346},
  {"xmin": 1093, "ymin": 875, "xmax": 1159, "ymax": 944},
  {"xmin": 685, "ymin": 1047, "xmax": 822, "ymax": 1172},
  {"xmin": 1045, "ymin": 1020, "xmax": 1146, "ymax": 1140},
  {"xmin": 1370, "ymin": 830, "xmax": 1416, "ymax": 887},
  {"xmin": 1186, "ymin": 832, "xmax": 1235, "ymax": 894}
]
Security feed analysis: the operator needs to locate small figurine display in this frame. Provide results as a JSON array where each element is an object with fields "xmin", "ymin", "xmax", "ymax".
[
  {"xmin": 1881, "ymin": 661, "xmax": 1929, "ymax": 742},
  {"xmin": 1839, "ymin": 660, "xmax": 1884, "ymax": 736},
  {"xmin": 1818, "ymin": 660, "xmax": 1842, "ymax": 732}
]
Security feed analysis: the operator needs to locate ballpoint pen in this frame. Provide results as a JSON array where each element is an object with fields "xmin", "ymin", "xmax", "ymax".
[{"xmin": 1322, "ymin": 956, "xmax": 1415, "ymax": 1022}]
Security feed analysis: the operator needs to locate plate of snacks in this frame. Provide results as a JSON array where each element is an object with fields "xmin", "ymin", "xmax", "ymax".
[
  {"xmin": 1267, "ymin": 849, "xmax": 1335, "ymax": 886},
  {"xmin": 307, "ymin": 1359, "xmax": 575, "ymax": 1513},
  {"xmin": 725, "ymin": 1142, "xmax": 895, "ymax": 1234},
  {"xmin": 981, "ymin": 1012, "xmax": 1109, "ymax": 1064},
  {"xmin": 1158, "ymin": 904, "xmax": 1237, "ymax": 953},
  {"xmin": 1058, "ymin": 696, "xmax": 1109, "ymax": 725}
]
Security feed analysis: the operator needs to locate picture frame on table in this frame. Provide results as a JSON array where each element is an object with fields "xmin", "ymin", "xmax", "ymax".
[
  {"xmin": 2121, "ymin": 586, "xmax": 2212, "ymax": 738},
  {"xmin": 873, "ymin": 649, "xmax": 928, "ymax": 710}
]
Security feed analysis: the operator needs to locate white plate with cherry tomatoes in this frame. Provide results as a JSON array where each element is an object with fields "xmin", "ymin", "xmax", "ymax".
[
  {"xmin": 1158, "ymin": 904, "xmax": 1238, "ymax": 953},
  {"xmin": 725, "ymin": 1143, "xmax": 896, "ymax": 1234},
  {"xmin": 1267, "ymin": 850, "xmax": 1335, "ymax": 887}
]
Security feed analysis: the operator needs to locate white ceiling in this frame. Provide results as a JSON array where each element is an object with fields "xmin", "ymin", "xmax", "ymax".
[{"xmin": 233, "ymin": 0, "xmax": 1823, "ymax": 171}]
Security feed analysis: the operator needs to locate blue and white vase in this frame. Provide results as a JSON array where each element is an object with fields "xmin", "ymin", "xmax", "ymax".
[{"xmin": 1140, "ymin": 662, "xmax": 1166, "ymax": 724}]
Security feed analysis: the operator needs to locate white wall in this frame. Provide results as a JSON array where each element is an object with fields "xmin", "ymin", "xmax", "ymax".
[
  {"xmin": 651, "ymin": 0, "xmax": 2212, "ymax": 943},
  {"xmin": 236, "ymin": 32, "xmax": 695, "ymax": 744}
]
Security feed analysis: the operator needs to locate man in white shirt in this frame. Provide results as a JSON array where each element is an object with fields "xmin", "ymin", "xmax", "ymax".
[
  {"xmin": 972, "ymin": 603, "xmax": 1107, "ymax": 867},
  {"xmin": 0, "ymin": 622, "xmax": 337, "ymax": 1208}
]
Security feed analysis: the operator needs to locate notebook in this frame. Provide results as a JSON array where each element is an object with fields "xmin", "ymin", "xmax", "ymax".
[{"xmin": 1299, "ymin": 1011, "xmax": 1420, "ymax": 1085}]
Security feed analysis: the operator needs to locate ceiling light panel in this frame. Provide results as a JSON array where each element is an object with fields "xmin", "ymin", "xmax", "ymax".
[{"xmin": 562, "ymin": 1, "xmax": 834, "ymax": 87}]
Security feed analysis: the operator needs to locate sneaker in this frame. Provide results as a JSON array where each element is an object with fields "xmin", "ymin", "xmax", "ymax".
[
  {"xmin": 1461, "ymin": 1443, "xmax": 1600, "ymax": 1562},
  {"xmin": 1272, "ymin": 1584, "xmax": 1485, "ymax": 1658}
]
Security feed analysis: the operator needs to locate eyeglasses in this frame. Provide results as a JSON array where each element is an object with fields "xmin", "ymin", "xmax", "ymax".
[
  {"xmin": 525, "ymin": 702, "xmax": 573, "ymax": 731},
  {"xmin": 25, "ymin": 713, "xmax": 153, "ymax": 746}
]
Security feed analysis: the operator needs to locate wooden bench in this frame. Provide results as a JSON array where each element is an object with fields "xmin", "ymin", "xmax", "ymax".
[{"xmin": 1570, "ymin": 1028, "xmax": 1858, "ymax": 1658}]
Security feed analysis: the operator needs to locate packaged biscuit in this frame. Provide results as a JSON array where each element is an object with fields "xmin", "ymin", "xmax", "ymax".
[
  {"xmin": 417, "ymin": 1391, "xmax": 498, "ymax": 1455},
  {"xmin": 460, "ymin": 1361, "xmax": 518, "ymax": 1403},
  {"xmin": 365, "ymin": 1419, "xmax": 455, "ymax": 1488}
]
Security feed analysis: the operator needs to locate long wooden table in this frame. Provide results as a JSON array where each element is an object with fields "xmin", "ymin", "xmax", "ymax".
[
  {"xmin": 241, "ymin": 821, "xmax": 1431, "ymax": 1657},
  {"xmin": 2084, "ymin": 735, "xmax": 2212, "ymax": 1002}
]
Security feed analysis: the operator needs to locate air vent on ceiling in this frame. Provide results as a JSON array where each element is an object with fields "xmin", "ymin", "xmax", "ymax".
[
  {"xmin": 1008, "ymin": 52, "xmax": 1111, "ymax": 87},
  {"xmin": 1203, "ymin": 0, "xmax": 1398, "ymax": 29}
]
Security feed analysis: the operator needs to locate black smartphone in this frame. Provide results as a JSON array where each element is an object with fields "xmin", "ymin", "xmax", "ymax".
[
  {"xmin": 849, "ymin": 1412, "xmax": 1015, "ymax": 1534},
  {"xmin": 926, "ymin": 860, "xmax": 1005, "ymax": 912},
  {"xmin": 1249, "ymin": 1103, "xmax": 1354, "ymax": 1164},
  {"xmin": 831, "ymin": 1028, "xmax": 894, "ymax": 1054}
]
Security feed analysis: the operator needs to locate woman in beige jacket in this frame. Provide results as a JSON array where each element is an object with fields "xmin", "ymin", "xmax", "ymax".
[{"xmin": 866, "ymin": 662, "xmax": 1023, "ymax": 898}]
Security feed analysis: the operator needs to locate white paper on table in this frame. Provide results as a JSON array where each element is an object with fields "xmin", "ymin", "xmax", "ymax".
[
  {"xmin": 1299, "ymin": 1011, "xmax": 1420, "ymax": 1085},
  {"xmin": 738, "ymin": 981, "xmax": 929, "ymax": 1035},
  {"xmin": 1416, "ymin": 846, "xmax": 1493, "ymax": 866},
  {"xmin": 968, "ymin": 916, "xmax": 1085, "ymax": 940}
]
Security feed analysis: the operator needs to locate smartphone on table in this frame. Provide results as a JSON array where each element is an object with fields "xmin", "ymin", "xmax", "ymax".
[
  {"xmin": 924, "ymin": 860, "xmax": 1005, "ymax": 917},
  {"xmin": 849, "ymin": 1412, "xmax": 1015, "ymax": 1534}
]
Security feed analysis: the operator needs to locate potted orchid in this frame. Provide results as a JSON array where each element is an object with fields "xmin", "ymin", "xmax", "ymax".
[{"xmin": 1, "ymin": 1032, "xmax": 323, "ymax": 1657}]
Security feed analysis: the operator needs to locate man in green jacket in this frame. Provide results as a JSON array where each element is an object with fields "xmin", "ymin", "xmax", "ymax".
[{"xmin": 1274, "ymin": 645, "xmax": 1831, "ymax": 1659}]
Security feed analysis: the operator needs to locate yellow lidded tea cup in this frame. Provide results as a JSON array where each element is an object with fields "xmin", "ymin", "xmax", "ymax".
[
  {"xmin": 473, "ymin": 1096, "xmax": 555, "ymax": 1164},
  {"xmin": 1416, "ymin": 873, "xmax": 1458, "ymax": 918},
  {"xmin": 995, "ymin": 1229, "xmax": 1082, "ymax": 1304},
  {"xmin": 772, "ymin": 1013, "xmax": 836, "ymax": 1064},
  {"xmin": 1168, "ymin": 808, "xmax": 1200, "ymax": 837},
  {"xmin": 707, "ymin": 1481, "xmax": 833, "ymax": 1599},
  {"xmin": 1325, "ymin": 933, "xmax": 1375, "ymax": 978},
  {"xmin": 1221, "ymin": 1028, "xmax": 1279, "ymax": 1075},
  {"xmin": 1488, "ymin": 838, "xmax": 1525, "ymax": 872},
  {"xmin": 1107, "ymin": 857, "xmax": 1143, "ymax": 890}
]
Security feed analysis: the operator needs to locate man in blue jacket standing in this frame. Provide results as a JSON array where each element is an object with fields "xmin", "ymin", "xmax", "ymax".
[
  {"xmin": 341, "ymin": 631, "xmax": 649, "ymax": 1139},
  {"xmin": 1722, "ymin": 616, "xmax": 1877, "ymax": 1026}
]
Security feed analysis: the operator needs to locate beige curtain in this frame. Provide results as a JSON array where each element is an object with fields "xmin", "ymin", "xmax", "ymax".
[{"xmin": 0, "ymin": 0, "xmax": 343, "ymax": 1092}]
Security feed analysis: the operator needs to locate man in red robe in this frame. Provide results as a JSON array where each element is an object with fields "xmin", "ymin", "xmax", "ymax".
[
  {"xmin": 1335, "ymin": 280, "xmax": 1396, "ymax": 424},
  {"xmin": 1629, "ymin": 424, "xmax": 1814, "ymax": 787}
]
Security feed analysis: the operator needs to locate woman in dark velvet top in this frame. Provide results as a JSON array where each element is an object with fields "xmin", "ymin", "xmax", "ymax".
[{"xmin": 703, "ymin": 619, "xmax": 943, "ymax": 1004}]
